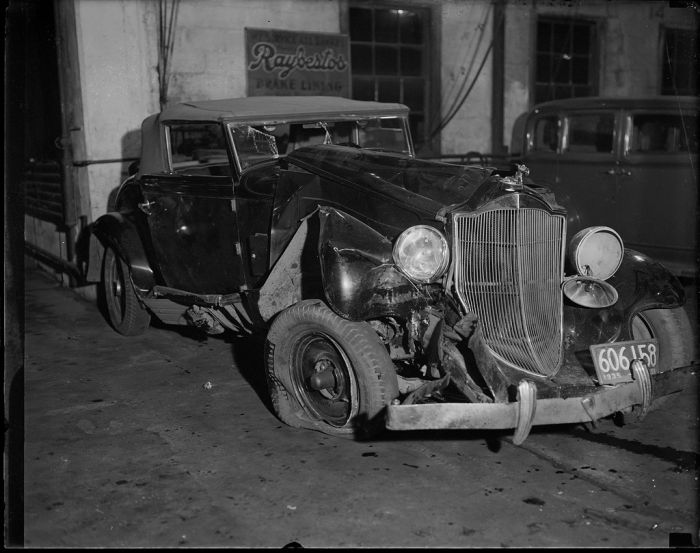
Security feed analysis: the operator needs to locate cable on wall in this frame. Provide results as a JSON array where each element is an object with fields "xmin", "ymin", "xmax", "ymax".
[{"xmin": 157, "ymin": 0, "xmax": 180, "ymax": 110}]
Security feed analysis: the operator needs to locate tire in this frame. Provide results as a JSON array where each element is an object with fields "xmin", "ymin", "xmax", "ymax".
[
  {"xmin": 265, "ymin": 300, "xmax": 399, "ymax": 439},
  {"xmin": 631, "ymin": 307, "xmax": 696, "ymax": 371},
  {"xmin": 102, "ymin": 246, "xmax": 151, "ymax": 336},
  {"xmin": 630, "ymin": 306, "xmax": 696, "ymax": 412}
]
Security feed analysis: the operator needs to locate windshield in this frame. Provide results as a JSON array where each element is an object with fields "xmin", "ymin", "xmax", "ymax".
[{"xmin": 229, "ymin": 116, "xmax": 410, "ymax": 170}]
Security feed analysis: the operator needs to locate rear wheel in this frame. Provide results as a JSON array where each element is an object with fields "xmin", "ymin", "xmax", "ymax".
[
  {"xmin": 102, "ymin": 246, "xmax": 151, "ymax": 336},
  {"xmin": 265, "ymin": 300, "xmax": 399, "ymax": 439}
]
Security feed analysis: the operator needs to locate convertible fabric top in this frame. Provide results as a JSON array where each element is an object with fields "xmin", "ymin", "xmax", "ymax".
[
  {"xmin": 161, "ymin": 96, "xmax": 408, "ymax": 122},
  {"xmin": 139, "ymin": 96, "xmax": 409, "ymax": 175}
]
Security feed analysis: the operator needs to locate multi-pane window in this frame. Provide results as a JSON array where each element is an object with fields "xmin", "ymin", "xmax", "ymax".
[
  {"xmin": 661, "ymin": 28, "xmax": 697, "ymax": 96},
  {"xmin": 535, "ymin": 18, "xmax": 597, "ymax": 104},
  {"xmin": 349, "ymin": 5, "xmax": 430, "ymax": 151}
]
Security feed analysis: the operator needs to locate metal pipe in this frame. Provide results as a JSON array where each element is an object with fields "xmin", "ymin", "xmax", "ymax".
[{"xmin": 24, "ymin": 241, "xmax": 83, "ymax": 284}]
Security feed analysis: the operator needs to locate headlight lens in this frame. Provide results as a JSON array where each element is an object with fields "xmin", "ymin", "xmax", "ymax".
[
  {"xmin": 393, "ymin": 225, "xmax": 450, "ymax": 283},
  {"xmin": 569, "ymin": 226, "xmax": 623, "ymax": 280}
]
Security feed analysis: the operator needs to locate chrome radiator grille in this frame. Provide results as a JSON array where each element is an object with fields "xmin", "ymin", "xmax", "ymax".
[{"xmin": 452, "ymin": 208, "xmax": 565, "ymax": 377}]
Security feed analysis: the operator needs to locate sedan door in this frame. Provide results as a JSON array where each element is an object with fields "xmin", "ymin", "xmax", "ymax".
[{"xmin": 616, "ymin": 109, "xmax": 698, "ymax": 276}]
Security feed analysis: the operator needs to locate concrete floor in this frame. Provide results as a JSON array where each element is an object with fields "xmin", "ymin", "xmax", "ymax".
[{"xmin": 12, "ymin": 267, "xmax": 700, "ymax": 548}]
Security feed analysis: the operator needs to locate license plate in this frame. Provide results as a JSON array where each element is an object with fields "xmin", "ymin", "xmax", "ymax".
[{"xmin": 589, "ymin": 340, "xmax": 659, "ymax": 385}]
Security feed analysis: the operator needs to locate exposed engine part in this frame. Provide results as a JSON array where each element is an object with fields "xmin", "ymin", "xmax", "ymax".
[{"xmin": 186, "ymin": 305, "xmax": 224, "ymax": 335}]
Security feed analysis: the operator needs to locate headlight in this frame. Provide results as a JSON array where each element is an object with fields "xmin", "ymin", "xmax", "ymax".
[
  {"xmin": 569, "ymin": 226, "xmax": 623, "ymax": 280},
  {"xmin": 393, "ymin": 225, "xmax": 449, "ymax": 283}
]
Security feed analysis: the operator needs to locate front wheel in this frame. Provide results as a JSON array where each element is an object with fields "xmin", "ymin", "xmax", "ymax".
[
  {"xmin": 102, "ymin": 246, "xmax": 151, "ymax": 336},
  {"xmin": 265, "ymin": 300, "xmax": 399, "ymax": 439}
]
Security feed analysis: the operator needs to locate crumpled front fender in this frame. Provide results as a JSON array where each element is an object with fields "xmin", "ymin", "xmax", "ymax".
[
  {"xmin": 318, "ymin": 206, "xmax": 430, "ymax": 320},
  {"xmin": 257, "ymin": 206, "xmax": 432, "ymax": 322}
]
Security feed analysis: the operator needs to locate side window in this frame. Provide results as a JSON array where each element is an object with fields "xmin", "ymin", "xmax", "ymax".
[
  {"xmin": 167, "ymin": 123, "xmax": 230, "ymax": 175},
  {"xmin": 630, "ymin": 113, "xmax": 698, "ymax": 154},
  {"xmin": 564, "ymin": 113, "xmax": 615, "ymax": 154},
  {"xmin": 530, "ymin": 116, "xmax": 560, "ymax": 152}
]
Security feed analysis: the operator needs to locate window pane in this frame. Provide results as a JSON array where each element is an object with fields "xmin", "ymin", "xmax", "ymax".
[
  {"xmin": 553, "ymin": 57, "xmax": 571, "ymax": 84},
  {"xmin": 409, "ymin": 114, "xmax": 424, "ymax": 149},
  {"xmin": 573, "ymin": 85, "xmax": 593, "ymax": 97},
  {"xmin": 377, "ymin": 78, "xmax": 400, "ymax": 102},
  {"xmin": 554, "ymin": 85, "xmax": 571, "ymax": 99},
  {"xmin": 552, "ymin": 23, "xmax": 571, "ymax": 55},
  {"xmin": 572, "ymin": 57, "xmax": 588, "ymax": 84},
  {"xmin": 662, "ymin": 28, "xmax": 698, "ymax": 95},
  {"xmin": 353, "ymin": 77, "xmax": 375, "ymax": 101},
  {"xmin": 566, "ymin": 113, "xmax": 615, "ymax": 153},
  {"xmin": 537, "ymin": 22, "xmax": 551, "ymax": 51},
  {"xmin": 400, "ymin": 10, "xmax": 422, "ymax": 44},
  {"xmin": 400, "ymin": 47, "xmax": 422, "ymax": 76},
  {"xmin": 349, "ymin": 8, "xmax": 372, "ymax": 42},
  {"xmin": 631, "ymin": 114, "xmax": 698, "ymax": 153},
  {"xmin": 375, "ymin": 45, "xmax": 398, "ymax": 75},
  {"xmin": 375, "ymin": 8, "xmax": 398, "ymax": 43},
  {"xmin": 532, "ymin": 116, "xmax": 560, "ymax": 152},
  {"xmin": 536, "ymin": 53, "xmax": 551, "ymax": 82},
  {"xmin": 572, "ymin": 25, "xmax": 589, "ymax": 54},
  {"xmin": 351, "ymin": 44, "xmax": 373, "ymax": 74},
  {"xmin": 169, "ymin": 123, "xmax": 227, "ymax": 171},
  {"xmin": 402, "ymin": 79, "xmax": 424, "ymax": 111}
]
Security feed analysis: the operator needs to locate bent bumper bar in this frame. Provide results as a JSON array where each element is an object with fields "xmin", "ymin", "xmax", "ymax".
[{"xmin": 385, "ymin": 363, "xmax": 697, "ymax": 444}]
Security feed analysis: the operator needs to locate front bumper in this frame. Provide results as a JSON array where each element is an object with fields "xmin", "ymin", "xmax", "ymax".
[{"xmin": 385, "ymin": 362, "xmax": 697, "ymax": 445}]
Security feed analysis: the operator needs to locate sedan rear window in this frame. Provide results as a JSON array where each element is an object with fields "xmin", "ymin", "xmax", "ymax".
[{"xmin": 629, "ymin": 113, "xmax": 698, "ymax": 154}]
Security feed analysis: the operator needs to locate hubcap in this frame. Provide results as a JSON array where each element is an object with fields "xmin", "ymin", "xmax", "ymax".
[
  {"xmin": 108, "ymin": 254, "xmax": 125, "ymax": 320},
  {"xmin": 292, "ymin": 333, "xmax": 356, "ymax": 427}
]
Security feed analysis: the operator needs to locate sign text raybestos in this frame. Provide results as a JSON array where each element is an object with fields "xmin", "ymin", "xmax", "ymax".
[{"xmin": 246, "ymin": 28, "xmax": 350, "ymax": 97}]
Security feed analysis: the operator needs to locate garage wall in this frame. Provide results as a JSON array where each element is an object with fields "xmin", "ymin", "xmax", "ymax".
[
  {"xmin": 72, "ymin": 0, "xmax": 159, "ymax": 221},
  {"xmin": 165, "ymin": 0, "xmax": 342, "ymax": 103},
  {"xmin": 439, "ymin": 0, "xmax": 494, "ymax": 155}
]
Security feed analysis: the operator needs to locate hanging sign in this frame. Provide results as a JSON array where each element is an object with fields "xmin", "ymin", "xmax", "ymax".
[{"xmin": 246, "ymin": 28, "xmax": 350, "ymax": 97}]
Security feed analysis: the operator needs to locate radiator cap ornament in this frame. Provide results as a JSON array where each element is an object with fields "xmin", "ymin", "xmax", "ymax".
[{"xmin": 500, "ymin": 163, "xmax": 529, "ymax": 191}]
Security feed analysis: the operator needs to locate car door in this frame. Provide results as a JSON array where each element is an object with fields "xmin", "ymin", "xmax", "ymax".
[
  {"xmin": 616, "ymin": 108, "xmax": 698, "ymax": 275},
  {"xmin": 139, "ymin": 122, "xmax": 246, "ymax": 295},
  {"xmin": 555, "ymin": 109, "xmax": 624, "ymax": 239}
]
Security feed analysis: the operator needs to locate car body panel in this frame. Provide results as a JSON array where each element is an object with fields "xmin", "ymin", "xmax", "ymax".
[{"xmin": 518, "ymin": 96, "xmax": 698, "ymax": 277}]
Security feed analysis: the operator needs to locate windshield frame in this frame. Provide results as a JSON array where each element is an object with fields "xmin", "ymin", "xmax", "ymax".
[{"xmin": 225, "ymin": 114, "xmax": 414, "ymax": 175}]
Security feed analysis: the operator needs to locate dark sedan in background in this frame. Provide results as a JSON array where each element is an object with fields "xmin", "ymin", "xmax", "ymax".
[{"xmin": 513, "ymin": 96, "xmax": 698, "ymax": 279}]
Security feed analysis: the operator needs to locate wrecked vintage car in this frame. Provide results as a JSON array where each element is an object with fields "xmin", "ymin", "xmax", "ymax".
[{"xmin": 88, "ymin": 96, "xmax": 697, "ymax": 444}]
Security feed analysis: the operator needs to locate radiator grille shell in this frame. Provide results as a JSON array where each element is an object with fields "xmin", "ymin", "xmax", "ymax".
[{"xmin": 452, "ymin": 208, "xmax": 566, "ymax": 377}]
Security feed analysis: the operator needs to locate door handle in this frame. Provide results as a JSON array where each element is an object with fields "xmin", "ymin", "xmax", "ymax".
[
  {"xmin": 602, "ymin": 168, "xmax": 617, "ymax": 176},
  {"xmin": 138, "ymin": 200, "xmax": 157, "ymax": 215}
]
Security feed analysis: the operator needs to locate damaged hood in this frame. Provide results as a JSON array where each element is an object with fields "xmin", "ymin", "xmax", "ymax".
[{"xmin": 286, "ymin": 145, "xmax": 494, "ymax": 214}]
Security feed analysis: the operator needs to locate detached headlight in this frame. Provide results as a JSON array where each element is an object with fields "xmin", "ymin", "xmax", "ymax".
[
  {"xmin": 569, "ymin": 226, "xmax": 623, "ymax": 280},
  {"xmin": 393, "ymin": 225, "xmax": 450, "ymax": 283}
]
